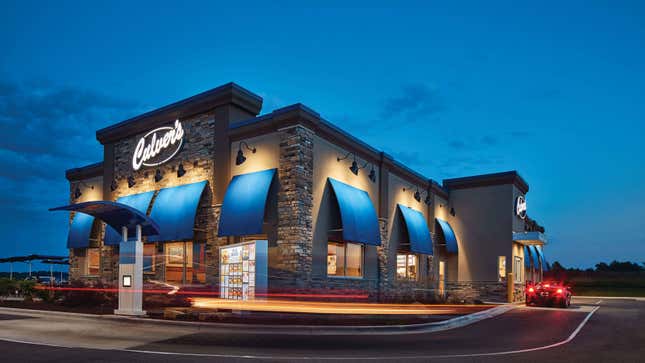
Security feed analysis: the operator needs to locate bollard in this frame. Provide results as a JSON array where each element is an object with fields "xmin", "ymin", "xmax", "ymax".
[{"xmin": 507, "ymin": 272, "xmax": 514, "ymax": 303}]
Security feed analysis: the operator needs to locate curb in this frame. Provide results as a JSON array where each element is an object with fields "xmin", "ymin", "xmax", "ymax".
[
  {"xmin": 0, "ymin": 304, "xmax": 515, "ymax": 335},
  {"xmin": 574, "ymin": 296, "xmax": 645, "ymax": 301}
]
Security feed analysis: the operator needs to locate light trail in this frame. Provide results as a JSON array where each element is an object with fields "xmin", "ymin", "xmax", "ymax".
[{"xmin": 190, "ymin": 297, "xmax": 492, "ymax": 315}]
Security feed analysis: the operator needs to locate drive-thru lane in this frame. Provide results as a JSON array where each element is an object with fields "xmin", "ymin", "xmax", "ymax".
[{"xmin": 1, "ymin": 297, "xmax": 642, "ymax": 362}]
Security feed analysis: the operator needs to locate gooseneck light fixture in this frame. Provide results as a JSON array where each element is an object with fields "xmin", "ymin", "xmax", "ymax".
[
  {"xmin": 110, "ymin": 179, "xmax": 118, "ymax": 192},
  {"xmin": 154, "ymin": 168, "xmax": 164, "ymax": 182},
  {"xmin": 72, "ymin": 181, "xmax": 94, "ymax": 200},
  {"xmin": 177, "ymin": 163, "xmax": 186, "ymax": 178},
  {"xmin": 337, "ymin": 152, "xmax": 376, "ymax": 183},
  {"xmin": 236, "ymin": 141, "xmax": 257, "ymax": 166},
  {"xmin": 127, "ymin": 175, "xmax": 136, "ymax": 188},
  {"xmin": 403, "ymin": 185, "xmax": 432, "ymax": 206}
]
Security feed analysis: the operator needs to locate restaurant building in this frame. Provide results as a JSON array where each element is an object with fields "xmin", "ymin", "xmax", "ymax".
[{"xmin": 60, "ymin": 82, "xmax": 550, "ymax": 304}]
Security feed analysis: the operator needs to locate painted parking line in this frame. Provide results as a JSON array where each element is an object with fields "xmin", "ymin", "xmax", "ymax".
[{"xmin": 0, "ymin": 305, "xmax": 600, "ymax": 360}]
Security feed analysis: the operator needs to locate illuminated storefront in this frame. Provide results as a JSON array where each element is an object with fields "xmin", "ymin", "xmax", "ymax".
[{"xmin": 58, "ymin": 82, "xmax": 550, "ymax": 304}]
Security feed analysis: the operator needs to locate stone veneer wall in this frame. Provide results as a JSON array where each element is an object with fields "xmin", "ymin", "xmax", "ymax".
[
  {"xmin": 444, "ymin": 281, "xmax": 526, "ymax": 303},
  {"xmin": 269, "ymin": 126, "xmax": 314, "ymax": 290},
  {"xmin": 104, "ymin": 112, "xmax": 217, "ymax": 286}
]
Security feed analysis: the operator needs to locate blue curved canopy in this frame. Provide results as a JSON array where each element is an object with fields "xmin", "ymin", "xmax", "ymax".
[
  {"xmin": 524, "ymin": 245, "xmax": 532, "ymax": 268},
  {"xmin": 148, "ymin": 180, "xmax": 207, "ymax": 242},
  {"xmin": 50, "ymin": 201, "xmax": 160, "ymax": 239},
  {"xmin": 535, "ymin": 245, "xmax": 549, "ymax": 271},
  {"xmin": 328, "ymin": 178, "xmax": 381, "ymax": 246},
  {"xmin": 528, "ymin": 245, "xmax": 541, "ymax": 270},
  {"xmin": 218, "ymin": 169, "xmax": 276, "ymax": 237},
  {"xmin": 67, "ymin": 212, "xmax": 95, "ymax": 248},
  {"xmin": 104, "ymin": 191, "xmax": 155, "ymax": 245},
  {"xmin": 435, "ymin": 218, "xmax": 458, "ymax": 253},
  {"xmin": 397, "ymin": 204, "xmax": 432, "ymax": 255}
]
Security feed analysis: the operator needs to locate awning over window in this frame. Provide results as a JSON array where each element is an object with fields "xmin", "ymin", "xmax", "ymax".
[
  {"xmin": 397, "ymin": 204, "xmax": 432, "ymax": 255},
  {"xmin": 524, "ymin": 245, "xmax": 532, "ymax": 268},
  {"xmin": 104, "ymin": 191, "xmax": 155, "ymax": 245},
  {"xmin": 50, "ymin": 201, "xmax": 160, "ymax": 240},
  {"xmin": 435, "ymin": 218, "xmax": 458, "ymax": 253},
  {"xmin": 147, "ymin": 180, "xmax": 207, "ymax": 242},
  {"xmin": 218, "ymin": 169, "xmax": 276, "ymax": 237},
  {"xmin": 528, "ymin": 245, "xmax": 541, "ymax": 270},
  {"xmin": 328, "ymin": 178, "xmax": 381, "ymax": 246},
  {"xmin": 535, "ymin": 245, "xmax": 550, "ymax": 271},
  {"xmin": 66, "ymin": 212, "xmax": 95, "ymax": 248}
]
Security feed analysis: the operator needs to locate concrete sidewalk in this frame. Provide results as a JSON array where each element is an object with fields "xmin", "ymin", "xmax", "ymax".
[{"xmin": 0, "ymin": 303, "xmax": 515, "ymax": 336}]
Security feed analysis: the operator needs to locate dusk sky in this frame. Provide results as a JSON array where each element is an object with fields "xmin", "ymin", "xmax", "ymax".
[{"xmin": 1, "ymin": 1, "xmax": 644, "ymax": 271}]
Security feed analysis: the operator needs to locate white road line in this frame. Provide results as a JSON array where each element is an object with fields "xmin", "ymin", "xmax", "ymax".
[
  {"xmin": 0, "ymin": 306, "xmax": 600, "ymax": 361},
  {"xmin": 595, "ymin": 300, "xmax": 603, "ymax": 305}
]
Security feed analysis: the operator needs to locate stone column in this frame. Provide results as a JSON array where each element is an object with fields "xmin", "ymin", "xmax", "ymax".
[{"xmin": 274, "ymin": 126, "xmax": 314, "ymax": 288}]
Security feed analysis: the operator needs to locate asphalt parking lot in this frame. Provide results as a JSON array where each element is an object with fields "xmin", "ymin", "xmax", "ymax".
[{"xmin": 0, "ymin": 297, "xmax": 642, "ymax": 362}]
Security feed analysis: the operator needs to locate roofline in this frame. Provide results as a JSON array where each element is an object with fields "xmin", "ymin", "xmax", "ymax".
[
  {"xmin": 442, "ymin": 171, "xmax": 529, "ymax": 194},
  {"xmin": 66, "ymin": 162, "xmax": 104, "ymax": 181},
  {"xmin": 229, "ymin": 103, "xmax": 449, "ymax": 199},
  {"xmin": 96, "ymin": 82, "xmax": 263, "ymax": 144}
]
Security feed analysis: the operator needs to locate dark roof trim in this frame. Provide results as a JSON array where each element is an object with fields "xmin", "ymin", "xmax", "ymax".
[
  {"xmin": 96, "ymin": 83, "xmax": 263, "ymax": 144},
  {"xmin": 442, "ymin": 171, "xmax": 529, "ymax": 194},
  {"xmin": 66, "ymin": 162, "xmax": 104, "ymax": 181},
  {"xmin": 229, "ymin": 104, "xmax": 441, "ymax": 191}
]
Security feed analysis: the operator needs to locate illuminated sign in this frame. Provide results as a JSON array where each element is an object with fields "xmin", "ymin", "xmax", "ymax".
[
  {"xmin": 515, "ymin": 195, "xmax": 527, "ymax": 219},
  {"xmin": 132, "ymin": 120, "xmax": 184, "ymax": 171}
]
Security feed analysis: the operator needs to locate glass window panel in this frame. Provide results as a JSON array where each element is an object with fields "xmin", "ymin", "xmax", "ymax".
[
  {"xmin": 396, "ymin": 254, "xmax": 407, "ymax": 279},
  {"xmin": 498, "ymin": 256, "xmax": 506, "ymax": 281},
  {"xmin": 345, "ymin": 243, "xmax": 362, "ymax": 277},
  {"xmin": 327, "ymin": 242, "xmax": 344, "ymax": 276},
  {"xmin": 87, "ymin": 248, "xmax": 100, "ymax": 275},
  {"xmin": 192, "ymin": 242, "xmax": 206, "ymax": 283},
  {"xmin": 143, "ymin": 243, "xmax": 155, "ymax": 272}
]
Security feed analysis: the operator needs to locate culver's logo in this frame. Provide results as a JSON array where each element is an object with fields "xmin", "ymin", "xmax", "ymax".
[
  {"xmin": 515, "ymin": 195, "xmax": 527, "ymax": 219},
  {"xmin": 132, "ymin": 120, "xmax": 184, "ymax": 171}
]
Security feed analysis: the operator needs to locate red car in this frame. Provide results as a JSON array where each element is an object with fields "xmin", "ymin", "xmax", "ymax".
[{"xmin": 526, "ymin": 282, "xmax": 572, "ymax": 308}]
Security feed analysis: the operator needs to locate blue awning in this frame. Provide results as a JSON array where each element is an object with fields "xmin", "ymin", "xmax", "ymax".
[
  {"xmin": 529, "ymin": 245, "xmax": 541, "ymax": 270},
  {"xmin": 50, "ymin": 201, "xmax": 160, "ymax": 239},
  {"xmin": 524, "ymin": 245, "xmax": 532, "ymax": 268},
  {"xmin": 435, "ymin": 218, "xmax": 458, "ymax": 253},
  {"xmin": 67, "ymin": 213, "xmax": 95, "ymax": 248},
  {"xmin": 397, "ymin": 204, "xmax": 432, "ymax": 255},
  {"xmin": 535, "ymin": 245, "xmax": 549, "ymax": 271},
  {"xmin": 328, "ymin": 178, "xmax": 381, "ymax": 246},
  {"xmin": 104, "ymin": 191, "xmax": 155, "ymax": 245},
  {"xmin": 147, "ymin": 180, "xmax": 207, "ymax": 242},
  {"xmin": 218, "ymin": 169, "xmax": 276, "ymax": 237}
]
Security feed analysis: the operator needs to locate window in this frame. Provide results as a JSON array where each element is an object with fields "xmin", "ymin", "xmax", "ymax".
[
  {"xmin": 143, "ymin": 243, "xmax": 156, "ymax": 273},
  {"xmin": 327, "ymin": 242, "xmax": 363, "ymax": 277},
  {"xmin": 514, "ymin": 256, "xmax": 523, "ymax": 283},
  {"xmin": 162, "ymin": 241, "xmax": 206, "ymax": 284},
  {"xmin": 498, "ymin": 256, "xmax": 506, "ymax": 282},
  {"xmin": 86, "ymin": 248, "xmax": 100, "ymax": 276},
  {"xmin": 396, "ymin": 253, "xmax": 418, "ymax": 280}
]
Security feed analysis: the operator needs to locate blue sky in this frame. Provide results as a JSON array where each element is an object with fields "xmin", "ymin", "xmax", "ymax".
[{"xmin": 1, "ymin": 1, "xmax": 644, "ymax": 271}]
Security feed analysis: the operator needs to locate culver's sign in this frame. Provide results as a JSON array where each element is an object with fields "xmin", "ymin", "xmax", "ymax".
[
  {"xmin": 515, "ymin": 195, "xmax": 527, "ymax": 219},
  {"xmin": 132, "ymin": 120, "xmax": 184, "ymax": 171}
]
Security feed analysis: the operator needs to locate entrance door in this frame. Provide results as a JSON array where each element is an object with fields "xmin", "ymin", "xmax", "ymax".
[{"xmin": 438, "ymin": 261, "xmax": 445, "ymax": 296}]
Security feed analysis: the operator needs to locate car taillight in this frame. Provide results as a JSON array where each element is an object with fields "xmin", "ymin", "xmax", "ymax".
[
  {"xmin": 557, "ymin": 288, "xmax": 563, "ymax": 294},
  {"xmin": 528, "ymin": 287, "xmax": 535, "ymax": 293},
  {"xmin": 544, "ymin": 284, "xmax": 550, "ymax": 288}
]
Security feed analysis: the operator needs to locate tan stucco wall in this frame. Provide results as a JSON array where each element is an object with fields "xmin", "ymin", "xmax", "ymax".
[
  {"xmin": 387, "ymin": 173, "xmax": 431, "ymax": 281},
  {"xmin": 230, "ymin": 133, "xmax": 281, "ymax": 178},
  {"xmin": 311, "ymin": 134, "xmax": 380, "ymax": 279},
  {"xmin": 448, "ymin": 184, "xmax": 515, "ymax": 282}
]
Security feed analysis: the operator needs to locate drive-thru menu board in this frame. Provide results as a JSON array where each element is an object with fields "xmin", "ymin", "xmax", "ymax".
[{"xmin": 219, "ymin": 240, "xmax": 267, "ymax": 300}]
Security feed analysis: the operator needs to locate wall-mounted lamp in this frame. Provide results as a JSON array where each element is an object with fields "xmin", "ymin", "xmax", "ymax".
[
  {"xmin": 403, "ymin": 186, "xmax": 432, "ymax": 205},
  {"xmin": 154, "ymin": 169, "xmax": 163, "ymax": 182},
  {"xmin": 127, "ymin": 175, "xmax": 136, "ymax": 188},
  {"xmin": 177, "ymin": 163, "xmax": 186, "ymax": 178},
  {"xmin": 110, "ymin": 179, "xmax": 118, "ymax": 192},
  {"xmin": 337, "ymin": 152, "xmax": 376, "ymax": 183},
  {"xmin": 450, "ymin": 207, "xmax": 456, "ymax": 216},
  {"xmin": 236, "ymin": 141, "xmax": 257, "ymax": 166},
  {"xmin": 72, "ymin": 181, "xmax": 94, "ymax": 200}
]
